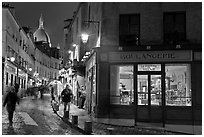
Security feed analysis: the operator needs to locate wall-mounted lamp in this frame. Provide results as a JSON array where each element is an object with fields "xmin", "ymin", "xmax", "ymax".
[
  {"xmin": 68, "ymin": 50, "xmax": 72, "ymax": 54},
  {"xmin": 73, "ymin": 44, "xmax": 77, "ymax": 47},
  {"xmin": 29, "ymin": 67, "xmax": 32, "ymax": 71},
  {"xmin": 10, "ymin": 56, "xmax": 15, "ymax": 62},
  {"xmin": 81, "ymin": 33, "xmax": 89, "ymax": 44},
  {"xmin": 81, "ymin": 20, "xmax": 101, "ymax": 46}
]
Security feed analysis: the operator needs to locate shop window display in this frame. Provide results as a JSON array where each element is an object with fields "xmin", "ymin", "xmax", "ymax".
[
  {"xmin": 165, "ymin": 64, "xmax": 191, "ymax": 106},
  {"xmin": 110, "ymin": 65, "xmax": 134, "ymax": 105},
  {"xmin": 151, "ymin": 75, "xmax": 162, "ymax": 105},
  {"xmin": 137, "ymin": 75, "xmax": 148, "ymax": 105}
]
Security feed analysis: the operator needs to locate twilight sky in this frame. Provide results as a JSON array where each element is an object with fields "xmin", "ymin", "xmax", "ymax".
[{"xmin": 5, "ymin": 2, "xmax": 79, "ymax": 48}]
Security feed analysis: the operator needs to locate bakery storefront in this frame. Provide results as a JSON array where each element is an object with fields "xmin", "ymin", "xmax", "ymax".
[{"xmin": 97, "ymin": 50, "xmax": 201, "ymax": 125}]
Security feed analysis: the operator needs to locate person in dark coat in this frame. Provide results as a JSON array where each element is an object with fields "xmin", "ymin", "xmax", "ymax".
[
  {"xmin": 79, "ymin": 86, "xmax": 86, "ymax": 109},
  {"xmin": 14, "ymin": 83, "xmax": 19, "ymax": 93},
  {"xmin": 39, "ymin": 85, "xmax": 44, "ymax": 99},
  {"xmin": 61, "ymin": 84, "xmax": 73, "ymax": 112},
  {"xmin": 3, "ymin": 86, "xmax": 20, "ymax": 126},
  {"xmin": 51, "ymin": 86, "xmax": 55, "ymax": 101}
]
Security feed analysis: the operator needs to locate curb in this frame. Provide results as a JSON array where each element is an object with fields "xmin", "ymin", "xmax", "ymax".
[
  {"xmin": 50, "ymin": 102, "xmax": 192, "ymax": 135},
  {"xmin": 50, "ymin": 102, "xmax": 90, "ymax": 135}
]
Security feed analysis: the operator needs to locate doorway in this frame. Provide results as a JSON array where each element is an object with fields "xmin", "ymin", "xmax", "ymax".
[{"xmin": 137, "ymin": 74, "xmax": 162, "ymax": 122}]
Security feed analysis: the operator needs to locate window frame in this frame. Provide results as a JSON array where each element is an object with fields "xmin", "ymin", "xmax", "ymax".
[
  {"xmin": 165, "ymin": 63, "xmax": 191, "ymax": 106},
  {"xmin": 110, "ymin": 64, "xmax": 135, "ymax": 105},
  {"xmin": 119, "ymin": 14, "xmax": 140, "ymax": 46},
  {"xmin": 163, "ymin": 11, "xmax": 186, "ymax": 45}
]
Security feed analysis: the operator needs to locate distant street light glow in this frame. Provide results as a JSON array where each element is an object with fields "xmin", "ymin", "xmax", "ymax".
[
  {"xmin": 81, "ymin": 33, "xmax": 89, "ymax": 43},
  {"xmin": 10, "ymin": 57, "xmax": 15, "ymax": 62},
  {"xmin": 29, "ymin": 67, "xmax": 32, "ymax": 71}
]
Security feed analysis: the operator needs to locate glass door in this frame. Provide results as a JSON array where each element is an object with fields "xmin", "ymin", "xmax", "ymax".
[
  {"xmin": 150, "ymin": 75, "xmax": 162, "ymax": 106},
  {"xmin": 137, "ymin": 74, "xmax": 162, "ymax": 121},
  {"xmin": 138, "ymin": 75, "xmax": 148, "ymax": 105}
]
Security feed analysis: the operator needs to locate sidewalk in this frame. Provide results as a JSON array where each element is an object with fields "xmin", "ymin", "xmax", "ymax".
[
  {"xmin": 2, "ymin": 107, "xmax": 26, "ymax": 135},
  {"xmin": 51, "ymin": 102, "xmax": 201, "ymax": 135}
]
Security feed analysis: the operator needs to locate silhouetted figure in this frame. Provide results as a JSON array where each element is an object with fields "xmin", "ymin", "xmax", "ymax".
[
  {"xmin": 39, "ymin": 85, "xmax": 44, "ymax": 99},
  {"xmin": 14, "ymin": 83, "xmax": 19, "ymax": 93},
  {"xmin": 79, "ymin": 86, "xmax": 86, "ymax": 109},
  {"xmin": 61, "ymin": 84, "xmax": 73, "ymax": 112},
  {"xmin": 51, "ymin": 86, "xmax": 55, "ymax": 101},
  {"xmin": 3, "ymin": 86, "xmax": 20, "ymax": 127}
]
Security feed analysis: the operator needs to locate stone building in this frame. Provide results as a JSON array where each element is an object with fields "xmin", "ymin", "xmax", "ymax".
[{"xmin": 65, "ymin": 2, "xmax": 202, "ymax": 133}]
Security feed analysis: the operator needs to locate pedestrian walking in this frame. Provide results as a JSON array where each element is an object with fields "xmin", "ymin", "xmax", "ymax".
[
  {"xmin": 3, "ymin": 86, "xmax": 20, "ymax": 127},
  {"xmin": 51, "ymin": 86, "xmax": 55, "ymax": 101},
  {"xmin": 39, "ymin": 85, "xmax": 44, "ymax": 99},
  {"xmin": 79, "ymin": 86, "xmax": 86, "ymax": 109},
  {"xmin": 14, "ymin": 82, "xmax": 19, "ymax": 93},
  {"xmin": 61, "ymin": 84, "xmax": 73, "ymax": 112}
]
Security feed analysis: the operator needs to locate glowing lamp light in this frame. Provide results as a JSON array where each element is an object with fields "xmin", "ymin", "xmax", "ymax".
[
  {"xmin": 68, "ymin": 50, "xmax": 72, "ymax": 54},
  {"xmin": 81, "ymin": 33, "xmax": 89, "ymax": 44},
  {"xmin": 10, "ymin": 57, "xmax": 15, "ymax": 62},
  {"xmin": 29, "ymin": 67, "xmax": 32, "ymax": 71}
]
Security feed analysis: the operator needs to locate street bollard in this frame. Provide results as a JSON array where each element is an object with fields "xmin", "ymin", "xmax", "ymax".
[
  {"xmin": 72, "ymin": 115, "xmax": 78, "ymax": 125},
  {"xmin": 106, "ymin": 127, "xmax": 114, "ymax": 135},
  {"xmin": 84, "ymin": 121, "xmax": 92, "ymax": 134},
  {"xmin": 63, "ymin": 111, "xmax": 69, "ymax": 120}
]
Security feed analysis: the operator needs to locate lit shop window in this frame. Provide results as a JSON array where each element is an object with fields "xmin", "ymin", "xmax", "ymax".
[
  {"xmin": 110, "ymin": 65, "xmax": 134, "ymax": 105},
  {"xmin": 165, "ymin": 64, "xmax": 191, "ymax": 106}
]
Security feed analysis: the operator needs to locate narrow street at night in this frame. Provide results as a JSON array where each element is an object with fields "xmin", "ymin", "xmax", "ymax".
[
  {"xmin": 2, "ymin": 94, "xmax": 82, "ymax": 135},
  {"xmin": 2, "ymin": 2, "xmax": 202, "ymax": 135}
]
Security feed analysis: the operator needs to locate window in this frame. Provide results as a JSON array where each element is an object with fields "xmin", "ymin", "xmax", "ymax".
[
  {"xmin": 165, "ymin": 64, "xmax": 191, "ymax": 106},
  {"xmin": 6, "ymin": 72, "xmax": 9, "ymax": 85},
  {"xmin": 21, "ymin": 79, "xmax": 24, "ymax": 88},
  {"xmin": 164, "ymin": 12, "xmax": 186, "ymax": 45},
  {"xmin": 55, "ymin": 62, "xmax": 57, "ymax": 69},
  {"xmin": 11, "ymin": 74, "xmax": 13, "ymax": 86},
  {"xmin": 110, "ymin": 65, "xmax": 134, "ymax": 105},
  {"xmin": 24, "ymin": 79, "xmax": 26, "ymax": 88},
  {"xmin": 119, "ymin": 14, "xmax": 140, "ymax": 46}
]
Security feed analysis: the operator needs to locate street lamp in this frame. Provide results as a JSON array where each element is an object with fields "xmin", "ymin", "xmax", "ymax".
[
  {"xmin": 81, "ymin": 33, "xmax": 89, "ymax": 44},
  {"xmin": 10, "ymin": 56, "xmax": 15, "ymax": 62},
  {"xmin": 81, "ymin": 20, "xmax": 101, "ymax": 46},
  {"xmin": 9, "ymin": 56, "xmax": 19, "ymax": 85},
  {"xmin": 80, "ymin": 20, "xmax": 101, "ymax": 63},
  {"xmin": 28, "ymin": 67, "xmax": 32, "ymax": 72}
]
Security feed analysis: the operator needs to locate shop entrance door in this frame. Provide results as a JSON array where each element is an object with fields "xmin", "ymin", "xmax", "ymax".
[{"xmin": 137, "ymin": 74, "xmax": 162, "ymax": 122}]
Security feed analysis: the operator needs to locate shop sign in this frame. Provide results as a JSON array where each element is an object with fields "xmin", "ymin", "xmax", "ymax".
[{"xmin": 109, "ymin": 50, "xmax": 192, "ymax": 62}]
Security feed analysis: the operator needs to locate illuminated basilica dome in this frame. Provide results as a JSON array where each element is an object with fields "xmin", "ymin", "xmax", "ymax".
[{"xmin": 33, "ymin": 15, "xmax": 51, "ymax": 47}]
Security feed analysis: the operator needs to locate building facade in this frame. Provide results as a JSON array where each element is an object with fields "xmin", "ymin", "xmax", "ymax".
[
  {"xmin": 2, "ymin": 5, "xmax": 62, "ymax": 95},
  {"xmin": 2, "ymin": 5, "xmax": 35, "ymax": 95},
  {"xmin": 65, "ymin": 2, "xmax": 202, "ymax": 129}
]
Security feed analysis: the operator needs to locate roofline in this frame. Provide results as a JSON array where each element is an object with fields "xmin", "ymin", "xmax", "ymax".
[
  {"xmin": 64, "ymin": 2, "xmax": 84, "ymax": 30},
  {"xmin": 3, "ymin": 6, "xmax": 36, "ymax": 46}
]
